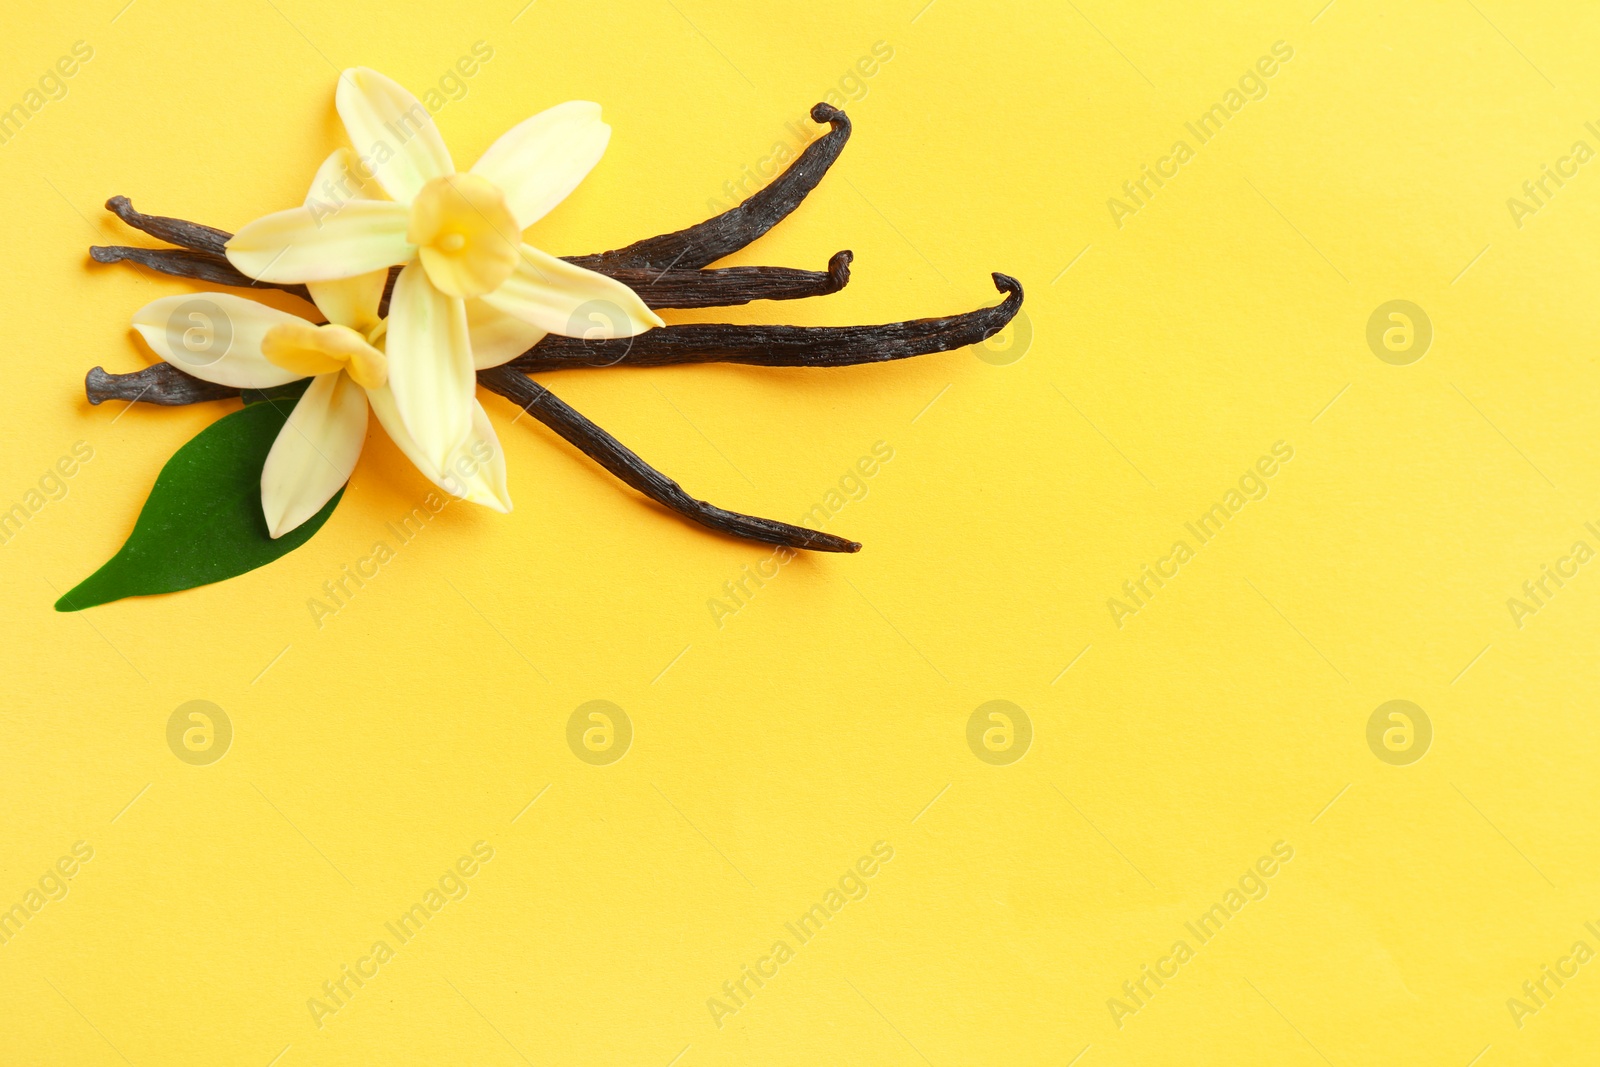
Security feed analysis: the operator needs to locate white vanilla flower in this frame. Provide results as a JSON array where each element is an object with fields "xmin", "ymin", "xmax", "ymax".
[
  {"xmin": 132, "ymin": 147, "xmax": 518, "ymax": 537},
  {"xmin": 224, "ymin": 68, "xmax": 662, "ymax": 467}
]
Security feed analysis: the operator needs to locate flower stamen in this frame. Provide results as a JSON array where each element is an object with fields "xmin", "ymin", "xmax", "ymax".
[{"xmin": 408, "ymin": 174, "xmax": 519, "ymax": 299}]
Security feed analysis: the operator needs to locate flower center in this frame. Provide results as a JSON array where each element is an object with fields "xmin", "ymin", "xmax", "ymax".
[
  {"xmin": 261, "ymin": 321, "xmax": 388, "ymax": 389},
  {"xmin": 408, "ymin": 173, "xmax": 520, "ymax": 299}
]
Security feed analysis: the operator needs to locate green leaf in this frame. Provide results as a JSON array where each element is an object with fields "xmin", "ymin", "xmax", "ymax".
[{"xmin": 56, "ymin": 397, "xmax": 343, "ymax": 611}]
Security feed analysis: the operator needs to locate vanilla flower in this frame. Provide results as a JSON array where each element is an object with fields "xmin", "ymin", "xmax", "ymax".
[
  {"xmin": 224, "ymin": 67, "xmax": 662, "ymax": 468},
  {"xmin": 132, "ymin": 149, "xmax": 516, "ymax": 537}
]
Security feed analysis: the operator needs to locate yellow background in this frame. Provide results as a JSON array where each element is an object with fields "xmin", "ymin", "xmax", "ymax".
[{"xmin": 3, "ymin": 0, "xmax": 1599, "ymax": 1063}]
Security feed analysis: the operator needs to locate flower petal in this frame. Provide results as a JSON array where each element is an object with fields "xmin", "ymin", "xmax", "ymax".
[
  {"xmin": 469, "ymin": 101, "xmax": 610, "ymax": 230},
  {"xmin": 304, "ymin": 145, "xmax": 381, "ymax": 209},
  {"xmin": 261, "ymin": 321, "xmax": 388, "ymax": 389},
  {"xmin": 466, "ymin": 298, "xmax": 546, "ymax": 369},
  {"xmin": 480, "ymin": 244, "xmax": 664, "ymax": 337},
  {"xmin": 336, "ymin": 67, "xmax": 453, "ymax": 203},
  {"xmin": 307, "ymin": 271, "xmax": 388, "ymax": 333},
  {"xmin": 131, "ymin": 293, "xmax": 307, "ymax": 388},
  {"xmin": 367, "ymin": 385, "xmax": 512, "ymax": 512},
  {"xmin": 302, "ymin": 148, "xmax": 390, "ymax": 330},
  {"xmin": 226, "ymin": 201, "xmax": 413, "ymax": 284},
  {"xmin": 386, "ymin": 261, "xmax": 475, "ymax": 468},
  {"xmin": 261, "ymin": 372, "xmax": 368, "ymax": 538},
  {"xmin": 260, "ymin": 322, "xmax": 346, "ymax": 379}
]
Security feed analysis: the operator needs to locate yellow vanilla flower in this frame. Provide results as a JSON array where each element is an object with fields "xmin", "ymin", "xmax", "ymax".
[
  {"xmin": 224, "ymin": 67, "xmax": 663, "ymax": 469},
  {"xmin": 133, "ymin": 150, "xmax": 514, "ymax": 538}
]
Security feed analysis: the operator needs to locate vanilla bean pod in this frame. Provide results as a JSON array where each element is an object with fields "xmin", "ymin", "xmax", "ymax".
[
  {"xmin": 87, "ymin": 272, "xmax": 1019, "ymax": 405},
  {"xmin": 85, "ymin": 363, "xmax": 237, "ymax": 406},
  {"xmin": 374, "ymin": 250, "xmax": 853, "ymax": 317},
  {"xmin": 479, "ymin": 366, "xmax": 859, "ymax": 553},
  {"xmin": 602, "ymin": 250, "xmax": 852, "ymax": 309},
  {"xmin": 91, "ymin": 246, "xmax": 315, "ymax": 305},
  {"xmin": 105, "ymin": 196, "xmax": 230, "ymax": 255},
  {"xmin": 84, "ymin": 363, "xmax": 851, "ymax": 556},
  {"xmin": 510, "ymin": 273, "xmax": 1022, "ymax": 372},
  {"xmin": 90, "ymin": 360, "xmax": 865, "ymax": 553},
  {"xmin": 567, "ymin": 103, "xmax": 852, "ymax": 272},
  {"xmin": 82, "ymin": 360, "xmax": 858, "ymax": 552}
]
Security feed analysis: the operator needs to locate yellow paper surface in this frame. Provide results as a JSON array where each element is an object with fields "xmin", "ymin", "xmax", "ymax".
[{"xmin": 3, "ymin": 1, "xmax": 1598, "ymax": 1063}]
